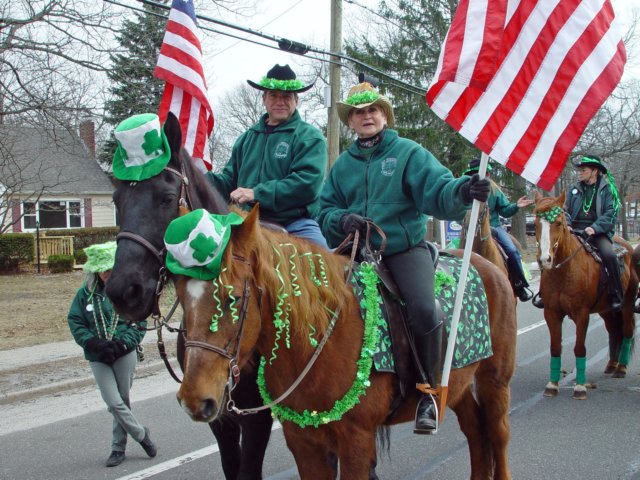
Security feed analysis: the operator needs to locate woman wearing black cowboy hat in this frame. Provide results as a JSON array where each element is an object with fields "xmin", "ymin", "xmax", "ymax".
[
  {"xmin": 534, "ymin": 155, "xmax": 622, "ymax": 311},
  {"xmin": 207, "ymin": 64, "xmax": 328, "ymax": 248}
]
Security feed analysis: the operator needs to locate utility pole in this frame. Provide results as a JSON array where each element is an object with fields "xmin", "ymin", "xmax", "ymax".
[{"xmin": 327, "ymin": 0, "xmax": 342, "ymax": 169}]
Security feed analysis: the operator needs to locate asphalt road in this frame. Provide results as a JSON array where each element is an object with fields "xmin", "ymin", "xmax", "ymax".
[{"xmin": 2, "ymin": 275, "xmax": 640, "ymax": 480}]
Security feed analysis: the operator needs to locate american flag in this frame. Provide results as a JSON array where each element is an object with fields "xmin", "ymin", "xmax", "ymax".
[
  {"xmin": 155, "ymin": 0, "xmax": 214, "ymax": 172},
  {"xmin": 426, "ymin": 0, "xmax": 626, "ymax": 191}
]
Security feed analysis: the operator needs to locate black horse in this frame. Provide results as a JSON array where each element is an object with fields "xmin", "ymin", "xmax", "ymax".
[{"xmin": 105, "ymin": 112, "xmax": 272, "ymax": 480}]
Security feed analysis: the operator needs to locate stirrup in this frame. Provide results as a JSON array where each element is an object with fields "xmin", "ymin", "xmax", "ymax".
[
  {"xmin": 414, "ymin": 393, "xmax": 439, "ymax": 435},
  {"xmin": 416, "ymin": 383, "xmax": 448, "ymax": 424},
  {"xmin": 532, "ymin": 292, "xmax": 544, "ymax": 309}
]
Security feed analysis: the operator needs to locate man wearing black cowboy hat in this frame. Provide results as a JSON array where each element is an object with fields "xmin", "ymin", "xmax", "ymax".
[
  {"xmin": 534, "ymin": 155, "xmax": 623, "ymax": 311},
  {"xmin": 206, "ymin": 64, "xmax": 328, "ymax": 248}
]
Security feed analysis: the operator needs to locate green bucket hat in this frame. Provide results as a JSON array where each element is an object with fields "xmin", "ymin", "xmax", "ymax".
[
  {"xmin": 164, "ymin": 209, "xmax": 244, "ymax": 281},
  {"xmin": 112, "ymin": 113, "xmax": 171, "ymax": 181},
  {"xmin": 83, "ymin": 241, "xmax": 117, "ymax": 273}
]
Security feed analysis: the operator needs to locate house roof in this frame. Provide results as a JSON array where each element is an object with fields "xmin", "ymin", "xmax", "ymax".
[{"xmin": 0, "ymin": 124, "xmax": 114, "ymax": 196}]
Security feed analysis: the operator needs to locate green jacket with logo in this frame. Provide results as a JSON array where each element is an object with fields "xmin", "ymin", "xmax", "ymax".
[
  {"xmin": 319, "ymin": 129, "xmax": 471, "ymax": 256},
  {"xmin": 67, "ymin": 281, "xmax": 146, "ymax": 362},
  {"xmin": 206, "ymin": 110, "xmax": 327, "ymax": 226},
  {"xmin": 565, "ymin": 176, "xmax": 617, "ymax": 240}
]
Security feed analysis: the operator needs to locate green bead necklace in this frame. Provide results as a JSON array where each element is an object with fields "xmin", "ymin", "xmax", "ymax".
[{"xmin": 582, "ymin": 184, "xmax": 597, "ymax": 214}]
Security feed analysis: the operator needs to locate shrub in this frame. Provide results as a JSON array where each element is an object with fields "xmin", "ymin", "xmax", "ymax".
[
  {"xmin": 45, "ymin": 226, "xmax": 119, "ymax": 251},
  {"xmin": 48, "ymin": 254, "xmax": 75, "ymax": 273},
  {"xmin": 74, "ymin": 248, "xmax": 87, "ymax": 265},
  {"xmin": 0, "ymin": 234, "xmax": 34, "ymax": 273}
]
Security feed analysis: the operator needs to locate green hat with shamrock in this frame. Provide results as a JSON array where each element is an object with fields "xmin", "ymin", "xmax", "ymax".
[
  {"xmin": 83, "ymin": 241, "xmax": 117, "ymax": 273},
  {"xmin": 164, "ymin": 209, "xmax": 244, "ymax": 281},
  {"xmin": 112, "ymin": 113, "xmax": 171, "ymax": 181}
]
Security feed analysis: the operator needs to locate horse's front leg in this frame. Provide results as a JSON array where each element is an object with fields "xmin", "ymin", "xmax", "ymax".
[
  {"xmin": 572, "ymin": 311, "xmax": 590, "ymax": 400},
  {"xmin": 544, "ymin": 309, "xmax": 564, "ymax": 397},
  {"xmin": 283, "ymin": 428, "xmax": 338, "ymax": 480},
  {"xmin": 614, "ymin": 305, "xmax": 636, "ymax": 378}
]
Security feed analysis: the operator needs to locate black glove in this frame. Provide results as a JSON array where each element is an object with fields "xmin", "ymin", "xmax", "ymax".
[
  {"xmin": 461, "ymin": 174, "xmax": 491, "ymax": 203},
  {"xmin": 339, "ymin": 213, "xmax": 369, "ymax": 236},
  {"xmin": 96, "ymin": 342, "xmax": 117, "ymax": 364},
  {"xmin": 85, "ymin": 337, "xmax": 110, "ymax": 356},
  {"xmin": 111, "ymin": 340, "xmax": 130, "ymax": 359}
]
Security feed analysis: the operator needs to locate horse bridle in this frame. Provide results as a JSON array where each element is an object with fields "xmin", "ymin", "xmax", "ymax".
[{"xmin": 115, "ymin": 164, "xmax": 192, "ymax": 316}]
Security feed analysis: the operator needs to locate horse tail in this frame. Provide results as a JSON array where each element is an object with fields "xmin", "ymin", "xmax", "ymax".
[{"xmin": 375, "ymin": 425, "xmax": 391, "ymax": 459}]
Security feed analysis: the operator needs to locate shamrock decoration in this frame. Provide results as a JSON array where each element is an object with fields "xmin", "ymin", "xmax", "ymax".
[
  {"xmin": 536, "ymin": 206, "xmax": 564, "ymax": 222},
  {"xmin": 190, "ymin": 233, "xmax": 217, "ymax": 263},
  {"xmin": 142, "ymin": 129, "xmax": 164, "ymax": 157}
]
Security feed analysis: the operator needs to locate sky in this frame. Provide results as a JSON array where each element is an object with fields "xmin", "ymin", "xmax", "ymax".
[{"xmin": 198, "ymin": 0, "xmax": 640, "ymax": 111}]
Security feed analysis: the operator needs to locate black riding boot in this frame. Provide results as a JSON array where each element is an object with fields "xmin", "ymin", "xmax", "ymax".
[
  {"xmin": 413, "ymin": 323, "xmax": 443, "ymax": 435},
  {"xmin": 606, "ymin": 266, "xmax": 624, "ymax": 312},
  {"xmin": 506, "ymin": 256, "xmax": 533, "ymax": 302}
]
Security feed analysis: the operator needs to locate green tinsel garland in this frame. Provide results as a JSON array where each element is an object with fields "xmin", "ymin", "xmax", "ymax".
[
  {"xmin": 258, "ymin": 77, "xmax": 305, "ymax": 91},
  {"xmin": 257, "ymin": 262, "xmax": 381, "ymax": 428},
  {"xmin": 345, "ymin": 90, "xmax": 380, "ymax": 106},
  {"xmin": 434, "ymin": 270, "xmax": 456, "ymax": 296}
]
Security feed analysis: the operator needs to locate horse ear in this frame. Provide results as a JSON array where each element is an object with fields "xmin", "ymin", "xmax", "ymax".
[
  {"xmin": 534, "ymin": 190, "xmax": 543, "ymax": 202},
  {"xmin": 558, "ymin": 190, "xmax": 566, "ymax": 206},
  {"xmin": 233, "ymin": 204, "xmax": 261, "ymax": 244},
  {"xmin": 163, "ymin": 112, "xmax": 182, "ymax": 155}
]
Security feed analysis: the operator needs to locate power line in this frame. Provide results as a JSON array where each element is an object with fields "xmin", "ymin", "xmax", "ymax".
[{"xmin": 109, "ymin": 0, "xmax": 427, "ymax": 97}]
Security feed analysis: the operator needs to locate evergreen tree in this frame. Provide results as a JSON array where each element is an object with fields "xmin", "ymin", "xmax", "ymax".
[
  {"xmin": 345, "ymin": 0, "xmax": 477, "ymax": 173},
  {"xmin": 99, "ymin": 1, "xmax": 168, "ymax": 164}
]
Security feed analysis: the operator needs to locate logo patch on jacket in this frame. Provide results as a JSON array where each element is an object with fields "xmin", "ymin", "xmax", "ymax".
[
  {"xmin": 381, "ymin": 157, "xmax": 397, "ymax": 177},
  {"xmin": 274, "ymin": 142, "xmax": 290, "ymax": 159}
]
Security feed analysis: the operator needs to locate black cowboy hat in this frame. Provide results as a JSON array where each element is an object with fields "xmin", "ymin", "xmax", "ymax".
[
  {"xmin": 247, "ymin": 64, "xmax": 314, "ymax": 93},
  {"xmin": 462, "ymin": 157, "xmax": 493, "ymax": 176},
  {"xmin": 573, "ymin": 155, "xmax": 608, "ymax": 174}
]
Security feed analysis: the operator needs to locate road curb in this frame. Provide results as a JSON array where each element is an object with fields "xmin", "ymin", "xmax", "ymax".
[{"xmin": 0, "ymin": 359, "xmax": 172, "ymax": 406}]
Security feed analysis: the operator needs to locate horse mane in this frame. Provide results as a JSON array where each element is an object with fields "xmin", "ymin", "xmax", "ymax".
[
  {"xmin": 178, "ymin": 148, "xmax": 229, "ymax": 215},
  {"xmin": 223, "ymin": 211, "xmax": 352, "ymax": 350}
]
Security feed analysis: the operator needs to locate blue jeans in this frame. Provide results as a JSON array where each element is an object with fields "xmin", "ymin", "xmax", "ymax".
[
  {"xmin": 492, "ymin": 226, "xmax": 527, "ymax": 284},
  {"xmin": 286, "ymin": 218, "xmax": 329, "ymax": 250}
]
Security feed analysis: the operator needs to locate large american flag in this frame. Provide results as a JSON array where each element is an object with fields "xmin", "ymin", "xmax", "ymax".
[
  {"xmin": 426, "ymin": 0, "xmax": 626, "ymax": 191},
  {"xmin": 155, "ymin": 0, "xmax": 214, "ymax": 172}
]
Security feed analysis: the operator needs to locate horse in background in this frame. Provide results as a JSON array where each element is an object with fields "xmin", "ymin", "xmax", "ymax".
[
  {"xmin": 459, "ymin": 203, "xmax": 509, "ymax": 277},
  {"xmin": 175, "ymin": 205, "xmax": 517, "ymax": 480},
  {"xmin": 105, "ymin": 112, "xmax": 272, "ymax": 480},
  {"xmin": 533, "ymin": 191, "xmax": 637, "ymax": 399}
]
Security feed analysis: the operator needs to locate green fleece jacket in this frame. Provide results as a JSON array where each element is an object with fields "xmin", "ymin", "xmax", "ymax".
[
  {"xmin": 488, "ymin": 186, "xmax": 519, "ymax": 228},
  {"xmin": 206, "ymin": 110, "xmax": 327, "ymax": 225},
  {"xmin": 67, "ymin": 280, "xmax": 146, "ymax": 362},
  {"xmin": 319, "ymin": 129, "xmax": 472, "ymax": 256}
]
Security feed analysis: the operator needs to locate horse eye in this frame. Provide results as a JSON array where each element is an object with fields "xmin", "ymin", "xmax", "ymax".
[{"xmin": 160, "ymin": 194, "xmax": 176, "ymax": 207}]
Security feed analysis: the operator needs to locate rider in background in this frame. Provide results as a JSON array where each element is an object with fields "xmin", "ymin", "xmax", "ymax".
[
  {"xmin": 319, "ymin": 82, "xmax": 490, "ymax": 435},
  {"xmin": 206, "ymin": 64, "xmax": 328, "ymax": 248},
  {"xmin": 463, "ymin": 158, "xmax": 534, "ymax": 302},
  {"xmin": 565, "ymin": 155, "xmax": 622, "ymax": 311},
  {"xmin": 67, "ymin": 241, "xmax": 157, "ymax": 467}
]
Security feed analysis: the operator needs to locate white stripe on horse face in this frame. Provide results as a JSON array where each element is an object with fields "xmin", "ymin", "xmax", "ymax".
[
  {"xmin": 538, "ymin": 218, "xmax": 553, "ymax": 269},
  {"xmin": 186, "ymin": 279, "xmax": 208, "ymax": 362}
]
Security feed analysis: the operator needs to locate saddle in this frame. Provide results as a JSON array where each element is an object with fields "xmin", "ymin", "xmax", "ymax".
[{"xmin": 336, "ymin": 227, "xmax": 442, "ymax": 400}]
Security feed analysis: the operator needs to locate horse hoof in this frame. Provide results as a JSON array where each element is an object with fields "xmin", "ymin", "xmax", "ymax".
[
  {"xmin": 613, "ymin": 367, "xmax": 627, "ymax": 379},
  {"xmin": 543, "ymin": 382, "xmax": 559, "ymax": 397},
  {"xmin": 604, "ymin": 363, "xmax": 618, "ymax": 374},
  {"xmin": 572, "ymin": 386, "xmax": 587, "ymax": 400}
]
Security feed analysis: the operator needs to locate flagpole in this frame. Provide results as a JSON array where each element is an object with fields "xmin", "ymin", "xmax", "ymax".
[{"xmin": 441, "ymin": 152, "xmax": 489, "ymax": 390}]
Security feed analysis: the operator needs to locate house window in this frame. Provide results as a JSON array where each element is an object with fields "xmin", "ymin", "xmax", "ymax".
[{"xmin": 22, "ymin": 200, "xmax": 84, "ymax": 230}]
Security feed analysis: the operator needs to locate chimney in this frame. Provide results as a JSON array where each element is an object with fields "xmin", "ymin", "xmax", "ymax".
[{"xmin": 79, "ymin": 118, "xmax": 96, "ymax": 158}]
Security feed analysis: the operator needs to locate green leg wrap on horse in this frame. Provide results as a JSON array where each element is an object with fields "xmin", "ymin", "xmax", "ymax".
[
  {"xmin": 575, "ymin": 356, "xmax": 586, "ymax": 385},
  {"xmin": 550, "ymin": 356, "xmax": 561, "ymax": 383},
  {"xmin": 619, "ymin": 337, "xmax": 632, "ymax": 365}
]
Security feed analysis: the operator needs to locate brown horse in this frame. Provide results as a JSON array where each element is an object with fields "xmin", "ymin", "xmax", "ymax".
[
  {"xmin": 632, "ymin": 244, "xmax": 640, "ymax": 312},
  {"xmin": 174, "ymin": 206, "xmax": 517, "ymax": 480},
  {"xmin": 459, "ymin": 203, "xmax": 509, "ymax": 277},
  {"xmin": 533, "ymin": 191, "xmax": 637, "ymax": 399}
]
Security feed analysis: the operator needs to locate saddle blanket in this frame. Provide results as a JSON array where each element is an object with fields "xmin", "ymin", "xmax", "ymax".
[{"xmin": 352, "ymin": 252, "xmax": 493, "ymax": 373}]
